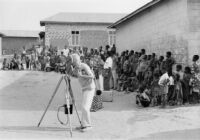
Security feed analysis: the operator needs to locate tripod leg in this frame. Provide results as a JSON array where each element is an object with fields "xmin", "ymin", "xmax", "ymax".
[
  {"xmin": 37, "ymin": 76, "xmax": 63, "ymax": 127},
  {"xmin": 65, "ymin": 77, "xmax": 82, "ymax": 127},
  {"xmin": 67, "ymin": 105, "xmax": 73, "ymax": 137},
  {"xmin": 65, "ymin": 79, "xmax": 73, "ymax": 137}
]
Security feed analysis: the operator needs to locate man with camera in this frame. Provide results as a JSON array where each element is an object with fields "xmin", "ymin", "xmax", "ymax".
[{"xmin": 70, "ymin": 54, "xmax": 95, "ymax": 132}]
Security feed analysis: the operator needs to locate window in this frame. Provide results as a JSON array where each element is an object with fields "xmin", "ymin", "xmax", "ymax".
[
  {"xmin": 109, "ymin": 31, "xmax": 116, "ymax": 46},
  {"xmin": 2, "ymin": 50, "xmax": 6, "ymax": 55},
  {"xmin": 71, "ymin": 31, "xmax": 80, "ymax": 46}
]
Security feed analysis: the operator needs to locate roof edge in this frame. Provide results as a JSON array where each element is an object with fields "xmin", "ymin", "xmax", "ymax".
[
  {"xmin": 108, "ymin": 0, "xmax": 162, "ymax": 28},
  {"xmin": 40, "ymin": 21, "xmax": 114, "ymax": 26}
]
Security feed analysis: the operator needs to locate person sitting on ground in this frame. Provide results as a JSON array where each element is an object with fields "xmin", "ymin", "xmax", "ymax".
[
  {"xmin": 2, "ymin": 58, "xmax": 9, "ymax": 70},
  {"xmin": 136, "ymin": 85, "xmax": 151, "ymax": 107},
  {"xmin": 90, "ymin": 90, "xmax": 103, "ymax": 112}
]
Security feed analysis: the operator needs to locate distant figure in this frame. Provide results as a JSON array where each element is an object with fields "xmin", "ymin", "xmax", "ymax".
[{"xmin": 63, "ymin": 45, "xmax": 69, "ymax": 57}]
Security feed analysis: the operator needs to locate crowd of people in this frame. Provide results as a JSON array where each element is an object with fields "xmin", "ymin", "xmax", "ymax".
[{"xmin": 1, "ymin": 44, "xmax": 200, "ymax": 108}]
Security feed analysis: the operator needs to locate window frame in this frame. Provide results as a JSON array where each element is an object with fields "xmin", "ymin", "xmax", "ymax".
[
  {"xmin": 71, "ymin": 30, "xmax": 80, "ymax": 46},
  {"xmin": 108, "ymin": 31, "xmax": 116, "ymax": 46}
]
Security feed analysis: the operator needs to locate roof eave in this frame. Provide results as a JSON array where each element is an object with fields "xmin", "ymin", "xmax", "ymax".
[
  {"xmin": 40, "ymin": 21, "xmax": 114, "ymax": 26},
  {"xmin": 1, "ymin": 36, "xmax": 38, "ymax": 38},
  {"xmin": 108, "ymin": 0, "xmax": 162, "ymax": 28}
]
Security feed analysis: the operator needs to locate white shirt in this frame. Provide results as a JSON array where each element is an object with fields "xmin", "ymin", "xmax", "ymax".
[
  {"xmin": 78, "ymin": 63, "xmax": 95, "ymax": 91},
  {"xmin": 104, "ymin": 57, "xmax": 113, "ymax": 69},
  {"xmin": 158, "ymin": 73, "xmax": 174, "ymax": 94},
  {"xmin": 36, "ymin": 46, "xmax": 42, "ymax": 56},
  {"xmin": 63, "ymin": 48, "xmax": 69, "ymax": 57}
]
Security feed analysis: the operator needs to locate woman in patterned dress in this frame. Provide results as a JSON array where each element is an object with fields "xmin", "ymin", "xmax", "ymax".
[{"xmin": 190, "ymin": 55, "xmax": 200, "ymax": 104}]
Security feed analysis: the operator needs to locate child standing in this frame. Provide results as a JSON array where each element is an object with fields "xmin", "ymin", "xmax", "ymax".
[
  {"xmin": 182, "ymin": 67, "xmax": 192, "ymax": 104},
  {"xmin": 158, "ymin": 69, "xmax": 172, "ymax": 108},
  {"xmin": 173, "ymin": 74, "xmax": 183, "ymax": 105},
  {"xmin": 150, "ymin": 72, "xmax": 162, "ymax": 106},
  {"xmin": 190, "ymin": 55, "xmax": 200, "ymax": 104}
]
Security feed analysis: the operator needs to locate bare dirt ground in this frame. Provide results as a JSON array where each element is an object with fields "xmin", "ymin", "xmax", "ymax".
[{"xmin": 0, "ymin": 71, "xmax": 200, "ymax": 140}]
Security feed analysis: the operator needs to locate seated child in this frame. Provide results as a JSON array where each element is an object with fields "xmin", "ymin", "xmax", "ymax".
[
  {"xmin": 2, "ymin": 58, "xmax": 9, "ymax": 70},
  {"xmin": 117, "ymin": 74, "xmax": 127, "ymax": 91},
  {"xmin": 136, "ymin": 85, "xmax": 151, "ymax": 107},
  {"xmin": 126, "ymin": 73, "xmax": 139, "ymax": 92},
  {"xmin": 90, "ymin": 90, "xmax": 103, "ymax": 112}
]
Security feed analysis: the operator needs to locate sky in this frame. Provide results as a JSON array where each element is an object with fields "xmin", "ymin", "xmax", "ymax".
[{"xmin": 0, "ymin": 0, "xmax": 151, "ymax": 31}]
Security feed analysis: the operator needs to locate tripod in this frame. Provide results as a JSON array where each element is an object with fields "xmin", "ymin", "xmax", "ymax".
[{"xmin": 37, "ymin": 74, "xmax": 82, "ymax": 137}]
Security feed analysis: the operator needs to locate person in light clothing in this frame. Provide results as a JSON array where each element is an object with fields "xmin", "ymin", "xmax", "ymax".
[
  {"xmin": 63, "ymin": 45, "xmax": 69, "ymax": 57},
  {"xmin": 71, "ymin": 54, "xmax": 95, "ymax": 132},
  {"xmin": 158, "ymin": 69, "xmax": 173, "ymax": 108},
  {"xmin": 103, "ymin": 51, "xmax": 113, "ymax": 90}
]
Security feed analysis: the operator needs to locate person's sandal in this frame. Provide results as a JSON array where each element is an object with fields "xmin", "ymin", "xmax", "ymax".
[
  {"xmin": 75, "ymin": 126, "xmax": 84, "ymax": 130},
  {"xmin": 80, "ymin": 126, "xmax": 93, "ymax": 132}
]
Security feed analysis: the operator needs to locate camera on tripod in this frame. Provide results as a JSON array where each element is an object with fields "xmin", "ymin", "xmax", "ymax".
[
  {"xmin": 64, "ymin": 104, "xmax": 73, "ymax": 114},
  {"xmin": 38, "ymin": 74, "xmax": 82, "ymax": 137}
]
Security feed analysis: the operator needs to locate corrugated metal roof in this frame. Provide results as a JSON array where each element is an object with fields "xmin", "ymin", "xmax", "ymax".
[
  {"xmin": 108, "ymin": 0, "xmax": 163, "ymax": 28},
  {"xmin": 40, "ymin": 12, "xmax": 127, "ymax": 26},
  {"xmin": 0, "ymin": 30, "xmax": 39, "ymax": 37}
]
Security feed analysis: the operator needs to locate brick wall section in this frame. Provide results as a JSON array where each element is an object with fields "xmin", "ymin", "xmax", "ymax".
[
  {"xmin": 187, "ymin": 0, "xmax": 200, "ymax": 62},
  {"xmin": 116, "ymin": 0, "xmax": 189, "ymax": 64},
  {"xmin": 80, "ymin": 30, "xmax": 108, "ymax": 48},
  {"xmin": 45, "ymin": 23, "xmax": 113, "ymax": 49},
  {"xmin": 2, "ymin": 37, "xmax": 37, "ymax": 55}
]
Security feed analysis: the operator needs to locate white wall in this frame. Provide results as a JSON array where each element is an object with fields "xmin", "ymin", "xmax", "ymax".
[
  {"xmin": 187, "ymin": 0, "xmax": 200, "ymax": 62},
  {"xmin": 116, "ymin": 0, "xmax": 189, "ymax": 64}
]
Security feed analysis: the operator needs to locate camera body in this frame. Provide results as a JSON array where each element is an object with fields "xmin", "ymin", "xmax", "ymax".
[{"xmin": 64, "ymin": 104, "xmax": 73, "ymax": 114}]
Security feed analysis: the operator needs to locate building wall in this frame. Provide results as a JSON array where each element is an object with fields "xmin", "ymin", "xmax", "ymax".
[
  {"xmin": 187, "ymin": 0, "xmax": 200, "ymax": 62},
  {"xmin": 80, "ymin": 30, "xmax": 108, "ymax": 48},
  {"xmin": 116, "ymin": 0, "xmax": 189, "ymax": 64},
  {"xmin": 45, "ymin": 23, "xmax": 114, "ymax": 49},
  {"xmin": 2, "ymin": 37, "xmax": 38, "ymax": 55}
]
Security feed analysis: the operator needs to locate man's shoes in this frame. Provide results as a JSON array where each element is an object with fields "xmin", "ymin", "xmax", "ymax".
[
  {"xmin": 75, "ymin": 126, "xmax": 84, "ymax": 130},
  {"xmin": 80, "ymin": 126, "xmax": 93, "ymax": 132}
]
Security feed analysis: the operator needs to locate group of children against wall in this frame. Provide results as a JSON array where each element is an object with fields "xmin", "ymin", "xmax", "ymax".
[{"xmin": 115, "ymin": 49, "xmax": 200, "ymax": 108}]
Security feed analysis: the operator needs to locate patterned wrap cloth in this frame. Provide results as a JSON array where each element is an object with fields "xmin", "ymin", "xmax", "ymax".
[{"xmin": 190, "ymin": 63, "xmax": 200, "ymax": 92}]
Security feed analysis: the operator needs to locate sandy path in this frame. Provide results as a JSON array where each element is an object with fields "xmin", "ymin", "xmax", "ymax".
[
  {"xmin": 0, "ymin": 71, "xmax": 29, "ymax": 90},
  {"xmin": 0, "ymin": 71, "xmax": 200, "ymax": 140}
]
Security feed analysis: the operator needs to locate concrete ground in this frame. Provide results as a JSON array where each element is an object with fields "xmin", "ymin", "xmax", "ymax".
[{"xmin": 0, "ymin": 71, "xmax": 200, "ymax": 140}]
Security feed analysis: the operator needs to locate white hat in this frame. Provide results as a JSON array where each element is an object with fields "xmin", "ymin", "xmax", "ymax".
[{"xmin": 71, "ymin": 53, "xmax": 81, "ymax": 66}]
